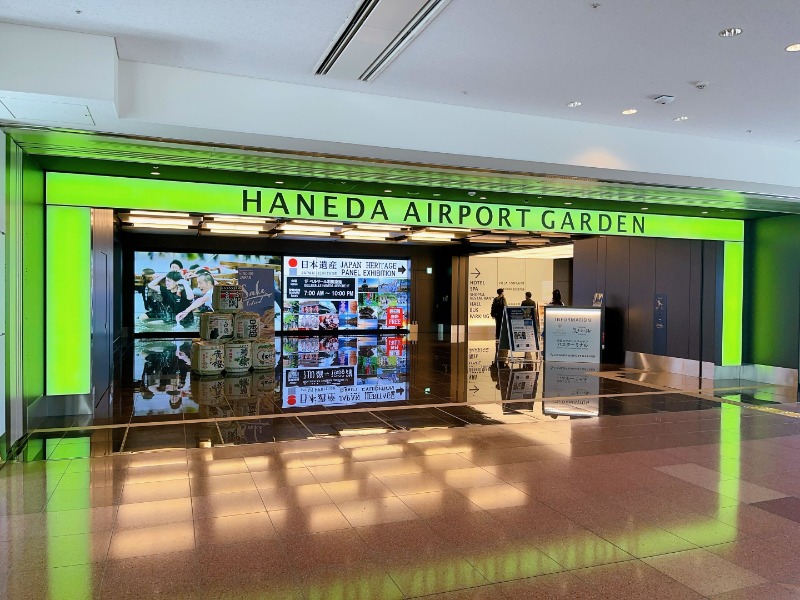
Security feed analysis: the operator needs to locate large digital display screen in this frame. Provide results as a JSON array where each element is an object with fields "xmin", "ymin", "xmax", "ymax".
[
  {"xmin": 282, "ymin": 255, "xmax": 411, "ymax": 331},
  {"xmin": 134, "ymin": 252, "xmax": 282, "ymax": 334},
  {"xmin": 281, "ymin": 335, "xmax": 408, "ymax": 408}
]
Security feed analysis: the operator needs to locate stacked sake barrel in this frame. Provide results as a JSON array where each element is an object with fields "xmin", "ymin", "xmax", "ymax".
[{"xmin": 190, "ymin": 284, "xmax": 276, "ymax": 377}]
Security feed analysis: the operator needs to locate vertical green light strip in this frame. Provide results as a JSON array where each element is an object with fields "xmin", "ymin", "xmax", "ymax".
[
  {"xmin": 46, "ymin": 206, "xmax": 91, "ymax": 395},
  {"xmin": 722, "ymin": 241, "xmax": 743, "ymax": 366}
]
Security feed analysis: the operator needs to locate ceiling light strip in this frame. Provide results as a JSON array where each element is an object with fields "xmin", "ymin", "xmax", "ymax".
[
  {"xmin": 360, "ymin": 0, "xmax": 453, "ymax": 82},
  {"xmin": 315, "ymin": 0, "xmax": 382, "ymax": 75}
]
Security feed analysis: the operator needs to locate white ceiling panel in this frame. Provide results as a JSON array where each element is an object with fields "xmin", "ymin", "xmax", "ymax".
[
  {"xmin": 0, "ymin": 98, "xmax": 94, "ymax": 125},
  {"xmin": 1, "ymin": 0, "xmax": 799, "ymax": 146}
]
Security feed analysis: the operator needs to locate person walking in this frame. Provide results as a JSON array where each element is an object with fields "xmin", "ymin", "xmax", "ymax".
[{"xmin": 490, "ymin": 288, "xmax": 507, "ymax": 341}]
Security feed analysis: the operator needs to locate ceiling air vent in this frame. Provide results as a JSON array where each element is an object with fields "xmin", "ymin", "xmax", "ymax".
[{"xmin": 316, "ymin": 0, "xmax": 452, "ymax": 82}]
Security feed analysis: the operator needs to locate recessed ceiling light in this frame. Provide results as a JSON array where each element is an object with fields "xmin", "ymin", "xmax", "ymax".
[
  {"xmin": 566, "ymin": 101, "xmax": 582, "ymax": 108},
  {"xmin": 274, "ymin": 180, "xmax": 284, "ymax": 184},
  {"xmin": 564, "ymin": 202, "xmax": 572, "ymax": 206},
  {"xmin": 384, "ymin": 189, "xmax": 392, "ymax": 193},
  {"xmin": 479, "ymin": 196, "xmax": 486, "ymax": 200},
  {"xmin": 433, "ymin": 193, "xmax": 441, "ymax": 196},
  {"xmin": 622, "ymin": 109, "xmax": 638, "ymax": 115},
  {"xmin": 150, "ymin": 170, "xmax": 160, "ymax": 176},
  {"xmin": 719, "ymin": 28, "xmax": 742, "ymax": 37},
  {"xmin": 641, "ymin": 207, "xmax": 649, "ymax": 211},
  {"xmin": 673, "ymin": 116, "xmax": 689, "ymax": 122},
  {"xmin": 701, "ymin": 211, "xmax": 708, "ymax": 214},
  {"xmin": 786, "ymin": 43, "xmax": 800, "ymax": 52}
]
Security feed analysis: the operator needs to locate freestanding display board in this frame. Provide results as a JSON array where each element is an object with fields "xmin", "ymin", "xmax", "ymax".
[{"xmin": 543, "ymin": 307, "xmax": 602, "ymax": 363}]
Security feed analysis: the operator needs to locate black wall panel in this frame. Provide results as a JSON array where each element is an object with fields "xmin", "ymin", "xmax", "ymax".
[
  {"xmin": 655, "ymin": 238, "xmax": 691, "ymax": 359},
  {"xmin": 572, "ymin": 238, "xmax": 598, "ymax": 307},
  {"xmin": 574, "ymin": 236, "xmax": 722, "ymax": 361},
  {"xmin": 627, "ymin": 238, "xmax": 656, "ymax": 354}
]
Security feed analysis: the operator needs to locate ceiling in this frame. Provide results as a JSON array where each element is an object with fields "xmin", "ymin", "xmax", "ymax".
[{"xmin": 2, "ymin": 0, "xmax": 799, "ymax": 147}]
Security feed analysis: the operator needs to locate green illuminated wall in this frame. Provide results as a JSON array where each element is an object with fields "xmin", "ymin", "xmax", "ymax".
[
  {"xmin": 46, "ymin": 206, "xmax": 91, "ymax": 395},
  {"xmin": 4, "ymin": 139, "xmax": 45, "ymax": 451},
  {"xmin": 745, "ymin": 215, "xmax": 800, "ymax": 369}
]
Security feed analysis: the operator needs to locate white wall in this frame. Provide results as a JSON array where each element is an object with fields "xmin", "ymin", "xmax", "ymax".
[{"xmin": 469, "ymin": 256, "xmax": 553, "ymax": 335}]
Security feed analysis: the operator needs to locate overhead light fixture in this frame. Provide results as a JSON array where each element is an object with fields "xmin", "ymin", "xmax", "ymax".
[
  {"xmin": 203, "ymin": 228, "xmax": 262, "ymax": 236},
  {"xmin": 424, "ymin": 227, "xmax": 470, "ymax": 233},
  {"xmin": 719, "ymin": 27, "xmax": 742, "ymax": 37},
  {"xmin": 288, "ymin": 220, "xmax": 343, "ymax": 227},
  {"xmin": 128, "ymin": 210, "xmax": 191, "ymax": 218},
  {"xmin": 274, "ymin": 180, "xmax": 285, "ymax": 184},
  {"xmin": 317, "ymin": 0, "xmax": 454, "ymax": 82},
  {"xmin": 354, "ymin": 223, "xmax": 401, "ymax": 231},
  {"xmin": 408, "ymin": 232, "xmax": 454, "ymax": 241},
  {"xmin": 207, "ymin": 214, "xmax": 271, "ymax": 224},
  {"xmin": 673, "ymin": 116, "xmax": 689, "ymax": 122},
  {"xmin": 204, "ymin": 222, "xmax": 264, "ymax": 233},
  {"xmin": 384, "ymin": 189, "xmax": 392, "ymax": 193},
  {"xmin": 127, "ymin": 217, "xmax": 196, "ymax": 227},
  {"xmin": 566, "ymin": 101, "xmax": 582, "ymax": 108},
  {"xmin": 433, "ymin": 193, "xmax": 441, "ymax": 196},
  {"xmin": 701, "ymin": 211, "xmax": 709, "ymax": 214},
  {"xmin": 622, "ymin": 108, "xmax": 638, "ymax": 115},
  {"xmin": 641, "ymin": 207, "xmax": 649, "ymax": 211},
  {"xmin": 341, "ymin": 231, "xmax": 391, "ymax": 240},
  {"xmin": 514, "ymin": 239, "xmax": 548, "ymax": 246},
  {"xmin": 279, "ymin": 224, "xmax": 339, "ymax": 235},
  {"xmin": 150, "ymin": 170, "xmax": 161, "ymax": 176},
  {"xmin": 479, "ymin": 196, "xmax": 487, "ymax": 200},
  {"xmin": 469, "ymin": 235, "xmax": 510, "ymax": 244},
  {"xmin": 129, "ymin": 223, "xmax": 190, "ymax": 230},
  {"xmin": 564, "ymin": 202, "xmax": 572, "ymax": 205},
  {"xmin": 786, "ymin": 43, "xmax": 800, "ymax": 52}
]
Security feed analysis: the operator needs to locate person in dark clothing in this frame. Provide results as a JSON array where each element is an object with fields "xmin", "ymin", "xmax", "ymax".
[
  {"xmin": 140, "ymin": 271, "xmax": 195, "ymax": 327},
  {"xmin": 490, "ymin": 288, "xmax": 507, "ymax": 341},
  {"xmin": 521, "ymin": 292, "xmax": 536, "ymax": 307},
  {"xmin": 548, "ymin": 289, "xmax": 565, "ymax": 306}
]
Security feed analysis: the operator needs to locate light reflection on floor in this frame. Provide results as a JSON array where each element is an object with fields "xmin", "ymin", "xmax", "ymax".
[{"xmin": 5, "ymin": 334, "xmax": 800, "ymax": 598}]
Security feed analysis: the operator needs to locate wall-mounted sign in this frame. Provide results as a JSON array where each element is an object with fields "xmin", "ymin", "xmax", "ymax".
[
  {"xmin": 544, "ymin": 307, "xmax": 602, "ymax": 363},
  {"xmin": 47, "ymin": 174, "xmax": 744, "ymax": 241}
]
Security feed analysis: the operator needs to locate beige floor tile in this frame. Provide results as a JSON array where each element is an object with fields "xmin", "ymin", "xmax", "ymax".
[
  {"xmin": 337, "ymin": 496, "xmax": 418, "ymax": 527},
  {"xmin": 269, "ymin": 503, "xmax": 351, "ymax": 536},
  {"xmin": 188, "ymin": 472, "xmax": 256, "ymax": 496},
  {"xmin": 115, "ymin": 497, "xmax": 193, "ymax": 529},
  {"xmin": 258, "ymin": 482, "xmax": 333, "ymax": 510},
  {"xmin": 119, "ymin": 478, "xmax": 191, "ymax": 504},
  {"xmin": 108, "ymin": 521, "xmax": 195, "ymax": 559},
  {"xmin": 644, "ymin": 548, "xmax": 767, "ymax": 596},
  {"xmin": 191, "ymin": 490, "xmax": 266, "ymax": 519},
  {"xmin": 320, "ymin": 477, "xmax": 393, "ymax": 503},
  {"xmin": 194, "ymin": 512, "xmax": 276, "ymax": 547}
]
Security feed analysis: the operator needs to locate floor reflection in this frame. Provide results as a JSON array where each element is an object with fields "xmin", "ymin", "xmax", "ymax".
[{"xmin": 22, "ymin": 334, "xmax": 791, "ymax": 457}]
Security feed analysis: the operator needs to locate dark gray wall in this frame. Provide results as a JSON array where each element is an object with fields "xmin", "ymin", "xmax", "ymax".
[
  {"xmin": 92, "ymin": 209, "xmax": 115, "ymax": 408},
  {"xmin": 573, "ymin": 237, "xmax": 719, "ymax": 361},
  {"xmin": 553, "ymin": 258, "xmax": 573, "ymax": 306}
]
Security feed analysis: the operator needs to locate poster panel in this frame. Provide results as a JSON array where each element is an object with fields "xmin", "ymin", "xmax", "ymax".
[
  {"xmin": 282, "ymin": 255, "xmax": 410, "ymax": 331},
  {"xmin": 506, "ymin": 306, "xmax": 540, "ymax": 352},
  {"xmin": 134, "ymin": 252, "xmax": 281, "ymax": 334}
]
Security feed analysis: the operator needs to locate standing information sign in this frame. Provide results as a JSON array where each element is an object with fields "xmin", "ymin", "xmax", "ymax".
[{"xmin": 543, "ymin": 307, "xmax": 602, "ymax": 363}]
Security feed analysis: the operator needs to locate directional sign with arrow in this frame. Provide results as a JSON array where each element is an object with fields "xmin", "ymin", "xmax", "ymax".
[
  {"xmin": 470, "ymin": 267, "xmax": 481, "ymax": 278},
  {"xmin": 397, "ymin": 265, "xmax": 407, "ymax": 274}
]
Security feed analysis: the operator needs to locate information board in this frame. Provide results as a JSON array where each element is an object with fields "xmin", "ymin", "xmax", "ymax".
[
  {"xmin": 283, "ymin": 256, "xmax": 410, "ymax": 331},
  {"xmin": 239, "ymin": 267, "xmax": 275, "ymax": 335},
  {"xmin": 543, "ymin": 307, "xmax": 602, "ymax": 363},
  {"xmin": 505, "ymin": 306, "xmax": 540, "ymax": 352}
]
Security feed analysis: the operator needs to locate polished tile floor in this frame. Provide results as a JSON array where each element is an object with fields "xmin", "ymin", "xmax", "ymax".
[{"xmin": 4, "ymin": 334, "xmax": 800, "ymax": 598}]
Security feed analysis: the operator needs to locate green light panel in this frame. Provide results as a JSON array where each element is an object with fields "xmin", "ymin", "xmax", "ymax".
[
  {"xmin": 46, "ymin": 173, "xmax": 744, "ymax": 241},
  {"xmin": 722, "ymin": 241, "xmax": 744, "ymax": 366},
  {"xmin": 46, "ymin": 206, "xmax": 91, "ymax": 395}
]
